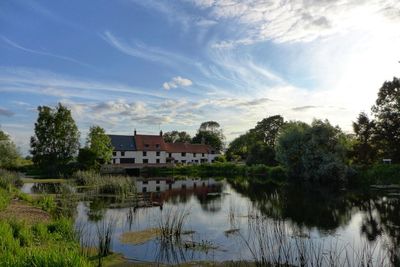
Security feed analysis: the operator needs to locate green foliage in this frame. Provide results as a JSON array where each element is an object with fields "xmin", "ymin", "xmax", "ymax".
[
  {"xmin": 276, "ymin": 120, "xmax": 349, "ymax": 183},
  {"xmin": 35, "ymin": 195, "xmax": 57, "ymax": 214},
  {"xmin": 87, "ymin": 125, "xmax": 113, "ymax": 165},
  {"xmin": 371, "ymin": 77, "xmax": 400, "ymax": 163},
  {"xmin": 72, "ymin": 170, "xmax": 136, "ymax": 198},
  {"xmin": 0, "ymin": 188, "xmax": 11, "ymax": 211},
  {"xmin": 0, "ymin": 219, "xmax": 91, "ymax": 267},
  {"xmin": 30, "ymin": 103, "xmax": 80, "ymax": 176},
  {"xmin": 353, "ymin": 164, "xmax": 400, "ymax": 185},
  {"xmin": 227, "ymin": 115, "xmax": 284, "ymax": 165},
  {"xmin": 351, "ymin": 112, "xmax": 377, "ymax": 165},
  {"xmin": 77, "ymin": 148, "xmax": 98, "ymax": 170},
  {"xmin": 163, "ymin": 130, "xmax": 191, "ymax": 143},
  {"xmin": 214, "ymin": 155, "xmax": 227, "ymax": 163},
  {"xmin": 0, "ymin": 169, "xmax": 23, "ymax": 192},
  {"xmin": 192, "ymin": 121, "xmax": 225, "ymax": 152},
  {"xmin": 0, "ymin": 129, "xmax": 20, "ymax": 169}
]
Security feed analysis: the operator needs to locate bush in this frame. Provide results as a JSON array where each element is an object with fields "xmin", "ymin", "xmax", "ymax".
[{"xmin": 354, "ymin": 164, "xmax": 400, "ymax": 185}]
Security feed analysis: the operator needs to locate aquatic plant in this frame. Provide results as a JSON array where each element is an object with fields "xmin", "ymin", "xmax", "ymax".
[
  {"xmin": 0, "ymin": 169, "xmax": 23, "ymax": 192},
  {"xmin": 158, "ymin": 207, "xmax": 189, "ymax": 241}
]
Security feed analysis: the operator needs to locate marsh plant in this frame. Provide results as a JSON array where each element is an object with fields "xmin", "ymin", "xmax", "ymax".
[
  {"xmin": 240, "ymin": 209, "xmax": 393, "ymax": 267},
  {"xmin": 0, "ymin": 169, "xmax": 22, "ymax": 192},
  {"xmin": 158, "ymin": 207, "xmax": 190, "ymax": 241},
  {"xmin": 73, "ymin": 170, "xmax": 136, "ymax": 199},
  {"xmin": 96, "ymin": 217, "xmax": 116, "ymax": 258}
]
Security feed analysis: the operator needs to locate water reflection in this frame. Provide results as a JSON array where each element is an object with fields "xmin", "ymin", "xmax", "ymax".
[{"xmin": 22, "ymin": 177, "xmax": 400, "ymax": 265}]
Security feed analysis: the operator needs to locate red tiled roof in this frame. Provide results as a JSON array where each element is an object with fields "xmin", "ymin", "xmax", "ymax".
[
  {"xmin": 165, "ymin": 142, "xmax": 213, "ymax": 153},
  {"xmin": 134, "ymin": 134, "xmax": 166, "ymax": 151}
]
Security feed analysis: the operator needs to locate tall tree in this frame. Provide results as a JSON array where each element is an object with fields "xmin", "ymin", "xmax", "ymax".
[
  {"xmin": 372, "ymin": 77, "xmax": 400, "ymax": 162},
  {"xmin": 192, "ymin": 121, "xmax": 225, "ymax": 152},
  {"xmin": 0, "ymin": 129, "xmax": 19, "ymax": 168},
  {"xmin": 79, "ymin": 125, "xmax": 113, "ymax": 169},
  {"xmin": 276, "ymin": 120, "xmax": 349, "ymax": 183},
  {"xmin": 163, "ymin": 131, "xmax": 191, "ymax": 143},
  {"xmin": 30, "ymin": 103, "xmax": 80, "ymax": 174},
  {"xmin": 351, "ymin": 112, "xmax": 377, "ymax": 165},
  {"xmin": 250, "ymin": 115, "xmax": 285, "ymax": 147}
]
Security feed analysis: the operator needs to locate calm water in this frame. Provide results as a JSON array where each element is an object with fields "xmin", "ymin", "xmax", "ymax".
[{"xmin": 23, "ymin": 178, "xmax": 400, "ymax": 265}]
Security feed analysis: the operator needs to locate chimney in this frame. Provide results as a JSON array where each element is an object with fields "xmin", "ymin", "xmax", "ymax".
[
  {"xmin": 134, "ymin": 129, "xmax": 137, "ymax": 136},
  {"xmin": 160, "ymin": 130, "xmax": 163, "ymax": 136}
]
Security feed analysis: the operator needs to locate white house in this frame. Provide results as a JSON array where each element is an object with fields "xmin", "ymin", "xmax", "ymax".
[{"xmin": 108, "ymin": 130, "xmax": 219, "ymax": 168}]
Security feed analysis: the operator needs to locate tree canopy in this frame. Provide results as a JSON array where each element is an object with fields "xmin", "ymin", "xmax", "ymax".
[
  {"xmin": 30, "ymin": 103, "xmax": 80, "ymax": 175},
  {"xmin": 371, "ymin": 77, "xmax": 400, "ymax": 162},
  {"xmin": 351, "ymin": 112, "xmax": 377, "ymax": 165},
  {"xmin": 276, "ymin": 120, "xmax": 348, "ymax": 183},
  {"xmin": 192, "ymin": 121, "xmax": 225, "ymax": 152},
  {"xmin": 163, "ymin": 131, "xmax": 191, "ymax": 143},
  {"xmin": 0, "ymin": 129, "xmax": 19, "ymax": 169}
]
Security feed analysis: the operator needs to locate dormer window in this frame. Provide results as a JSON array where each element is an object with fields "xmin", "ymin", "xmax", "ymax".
[
  {"xmin": 156, "ymin": 144, "xmax": 160, "ymax": 149},
  {"xmin": 145, "ymin": 144, "xmax": 149, "ymax": 148}
]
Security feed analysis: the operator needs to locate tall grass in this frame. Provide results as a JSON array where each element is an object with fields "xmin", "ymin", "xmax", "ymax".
[
  {"xmin": 0, "ymin": 219, "xmax": 91, "ymax": 267},
  {"xmin": 0, "ymin": 169, "xmax": 23, "ymax": 192},
  {"xmin": 158, "ymin": 208, "xmax": 189, "ymax": 241},
  {"xmin": 239, "ymin": 208, "xmax": 393, "ymax": 267},
  {"xmin": 73, "ymin": 170, "xmax": 136, "ymax": 199}
]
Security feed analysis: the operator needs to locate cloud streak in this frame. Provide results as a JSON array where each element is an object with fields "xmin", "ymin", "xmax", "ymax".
[
  {"xmin": 0, "ymin": 108, "xmax": 14, "ymax": 117},
  {"xmin": 0, "ymin": 35, "xmax": 92, "ymax": 68}
]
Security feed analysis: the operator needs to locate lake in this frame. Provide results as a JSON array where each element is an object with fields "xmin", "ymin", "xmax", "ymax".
[{"xmin": 23, "ymin": 177, "xmax": 400, "ymax": 266}]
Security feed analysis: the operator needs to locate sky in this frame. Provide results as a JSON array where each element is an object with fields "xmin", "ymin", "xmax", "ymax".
[{"xmin": 1, "ymin": 0, "xmax": 400, "ymax": 155}]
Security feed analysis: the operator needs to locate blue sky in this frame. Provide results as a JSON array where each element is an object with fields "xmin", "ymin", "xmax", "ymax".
[{"xmin": 1, "ymin": 0, "xmax": 400, "ymax": 154}]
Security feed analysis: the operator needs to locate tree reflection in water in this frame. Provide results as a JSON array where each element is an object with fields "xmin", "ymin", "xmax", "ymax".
[{"xmin": 228, "ymin": 178, "xmax": 400, "ymax": 265}]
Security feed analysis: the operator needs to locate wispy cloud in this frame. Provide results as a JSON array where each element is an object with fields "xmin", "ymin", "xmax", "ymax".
[
  {"xmin": 163, "ymin": 76, "xmax": 193, "ymax": 90},
  {"xmin": 0, "ymin": 35, "xmax": 92, "ymax": 68},
  {"xmin": 292, "ymin": 105, "xmax": 319, "ymax": 111},
  {"xmin": 101, "ymin": 31, "xmax": 195, "ymax": 67},
  {"xmin": 189, "ymin": 0, "xmax": 400, "ymax": 46},
  {"xmin": 0, "ymin": 108, "xmax": 14, "ymax": 117}
]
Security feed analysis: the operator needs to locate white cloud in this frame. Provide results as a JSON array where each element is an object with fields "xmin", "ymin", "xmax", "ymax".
[
  {"xmin": 163, "ymin": 76, "xmax": 193, "ymax": 90},
  {"xmin": 189, "ymin": 0, "xmax": 400, "ymax": 45}
]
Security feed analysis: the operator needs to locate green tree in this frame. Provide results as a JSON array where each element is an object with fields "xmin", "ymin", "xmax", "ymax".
[
  {"xmin": 86, "ymin": 125, "xmax": 112, "ymax": 165},
  {"xmin": 276, "ymin": 120, "xmax": 349, "ymax": 183},
  {"xmin": 163, "ymin": 131, "xmax": 191, "ymax": 143},
  {"xmin": 250, "ymin": 115, "xmax": 285, "ymax": 147},
  {"xmin": 0, "ymin": 129, "xmax": 19, "ymax": 168},
  {"xmin": 351, "ymin": 112, "xmax": 377, "ymax": 165},
  {"xmin": 192, "ymin": 121, "xmax": 225, "ymax": 152},
  {"xmin": 226, "ymin": 115, "xmax": 285, "ymax": 165},
  {"xmin": 30, "ymin": 103, "xmax": 80, "ymax": 175},
  {"xmin": 372, "ymin": 77, "xmax": 400, "ymax": 162}
]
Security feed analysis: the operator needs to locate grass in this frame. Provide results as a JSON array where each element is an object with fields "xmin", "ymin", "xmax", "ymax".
[
  {"xmin": 158, "ymin": 208, "xmax": 190, "ymax": 241},
  {"xmin": 0, "ymin": 218, "xmax": 91, "ymax": 267},
  {"xmin": 143, "ymin": 163, "xmax": 287, "ymax": 181},
  {"xmin": 72, "ymin": 170, "xmax": 136, "ymax": 199}
]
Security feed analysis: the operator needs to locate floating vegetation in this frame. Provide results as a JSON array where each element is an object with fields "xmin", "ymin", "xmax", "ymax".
[
  {"xmin": 224, "ymin": 228, "xmax": 240, "ymax": 236},
  {"xmin": 119, "ymin": 228, "xmax": 160, "ymax": 245}
]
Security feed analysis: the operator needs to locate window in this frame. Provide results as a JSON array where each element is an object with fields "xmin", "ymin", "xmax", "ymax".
[
  {"xmin": 143, "ymin": 181, "xmax": 148, "ymax": 184},
  {"xmin": 181, "ymin": 152, "xmax": 186, "ymax": 156},
  {"xmin": 121, "ymin": 151, "xmax": 125, "ymax": 156},
  {"xmin": 143, "ymin": 151, "xmax": 147, "ymax": 156},
  {"xmin": 182, "ymin": 160, "xmax": 186, "ymax": 163},
  {"xmin": 156, "ymin": 144, "xmax": 160, "ymax": 148},
  {"xmin": 145, "ymin": 144, "xmax": 149, "ymax": 148},
  {"xmin": 156, "ymin": 151, "xmax": 160, "ymax": 156},
  {"xmin": 156, "ymin": 186, "xmax": 160, "ymax": 192},
  {"xmin": 143, "ymin": 159, "xmax": 149, "ymax": 164},
  {"xmin": 193, "ymin": 153, "xmax": 196, "ymax": 157},
  {"xmin": 156, "ymin": 180, "xmax": 160, "ymax": 184},
  {"xmin": 169, "ymin": 153, "xmax": 172, "ymax": 158},
  {"xmin": 156, "ymin": 159, "xmax": 160, "ymax": 164},
  {"xmin": 202, "ymin": 153, "xmax": 205, "ymax": 157},
  {"xmin": 112, "ymin": 159, "xmax": 115, "ymax": 164},
  {"xmin": 120, "ymin": 158, "xmax": 135, "ymax": 164},
  {"xmin": 112, "ymin": 151, "xmax": 116, "ymax": 156},
  {"xmin": 142, "ymin": 187, "xmax": 147, "ymax": 193}
]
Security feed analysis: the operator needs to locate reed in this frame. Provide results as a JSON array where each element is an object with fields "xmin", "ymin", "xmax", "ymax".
[{"xmin": 158, "ymin": 208, "xmax": 189, "ymax": 241}]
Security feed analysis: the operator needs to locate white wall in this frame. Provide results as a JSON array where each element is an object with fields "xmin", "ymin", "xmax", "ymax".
[
  {"xmin": 112, "ymin": 150, "xmax": 166, "ymax": 164},
  {"xmin": 112, "ymin": 150, "xmax": 218, "ymax": 165}
]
